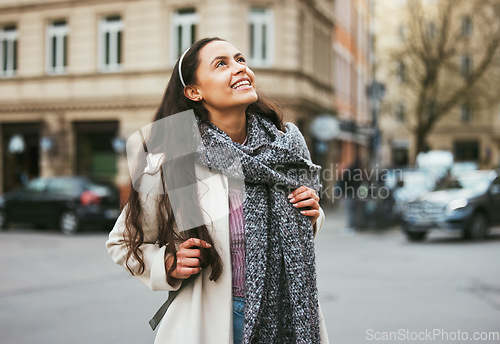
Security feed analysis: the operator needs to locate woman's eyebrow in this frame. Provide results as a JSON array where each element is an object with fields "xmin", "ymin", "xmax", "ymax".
[{"xmin": 210, "ymin": 53, "xmax": 243, "ymax": 66}]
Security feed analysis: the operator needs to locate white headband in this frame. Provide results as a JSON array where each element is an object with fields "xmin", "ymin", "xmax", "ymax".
[{"xmin": 178, "ymin": 47, "xmax": 190, "ymax": 87}]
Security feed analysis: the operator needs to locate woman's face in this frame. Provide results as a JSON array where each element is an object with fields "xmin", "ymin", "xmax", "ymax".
[{"xmin": 192, "ymin": 41, "xmax": 258, "ymax": 113}]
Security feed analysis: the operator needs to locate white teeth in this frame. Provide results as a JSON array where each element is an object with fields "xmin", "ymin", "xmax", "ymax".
[{"xmin": 232, "ymin": 80, "xmax": 251, "ymax": 89}]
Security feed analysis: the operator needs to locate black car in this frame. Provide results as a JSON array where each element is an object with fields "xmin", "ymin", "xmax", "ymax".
[
  {"xmin": 0, "ymin": 176, "xmax": 120, "ymax": 235},
  {"xmin": 401, "ymin": 170, "xmax": 500, "ymax": 241}
]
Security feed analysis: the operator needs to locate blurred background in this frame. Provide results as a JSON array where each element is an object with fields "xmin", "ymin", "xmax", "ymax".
[
  {"xmin": 0, "ymin": 0, "xmax": 499, "ymax": 343},
  {"xmin": 1, "ymin": 0, "xmax": 499, "ymax": 203}
]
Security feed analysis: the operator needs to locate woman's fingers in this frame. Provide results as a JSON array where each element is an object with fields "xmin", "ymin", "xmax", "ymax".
[
  {"xmin": 289, "ymin": 186, "xmax": 320, "ymax": 226},
  {"xmin": 288, "ymin": 187, "xmax": 320, "ymax": 207},
  {"xmin": 287, "ymin": 185, "xmax": 307, "ymax": 200},
  {"xmin": 288, "ymin": 187, "xmax": 319, "ymax": 203},
  {"xmin": 180, "ymin": 237, "xmax": 212, "ymax": 249},
  {"xmin": 175, "ymin": 265, "xmax": 202, "ymax": 278},
  {"xmin": 178, "ymin": 257, "xmax": 201, "ymax": 268},
  {"xmin": 299, "ymin": 208, "xmax": 320, "ymax": 216},
  {"xmin": 170, "ymin": 255, "xmax": 201, "ymax": 280},
  {"xmin": 290, "ymin": 198, "xmax": 319, "ymax": 210},
  {"xmin": 172, "ymin": 237, "xmax": 212, "ymax": 279},
  {"xmin": 178, "ymin": 247, "xmax": 201, "ymax": 259}
]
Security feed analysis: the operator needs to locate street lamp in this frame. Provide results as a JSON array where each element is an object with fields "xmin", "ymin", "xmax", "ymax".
[
  {"xmin": 111, "ymin": 136, "xmax": 126, "ymax": 154},
  {"xmin": 367, "ymin": 81, "xmax": 385, "ymax": 167},
  {"xmin": 8, "ymin": 134, "xmax": 25, "ymax": 154}
]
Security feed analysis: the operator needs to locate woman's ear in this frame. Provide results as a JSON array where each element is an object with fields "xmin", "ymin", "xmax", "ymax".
[{"xmin": 184, "ymin": 86, "xmax": 203, "ymax": 102}]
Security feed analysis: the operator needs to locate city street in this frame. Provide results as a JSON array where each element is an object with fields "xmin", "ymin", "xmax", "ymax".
[
  {"xmin": 0, "ymin": 207, "xmax": 499, "ymax": 344},
  {"xmin": 2, "ymin": 1, "xmax": 499, "ymax": 343}
]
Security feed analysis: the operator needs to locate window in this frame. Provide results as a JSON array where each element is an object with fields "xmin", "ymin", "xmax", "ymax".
[
  {"xmin": 334, "ymin": 47, "xmax": 352, "ymax": 102},
  {"xmin": 461, "ymin": 104, "xmax": 472, "ymax": 122},
  {"xmin": 74, "ymin": 121, "xmax": 118, "ymax": 181},
  {"xmin": 357, "ymin": 68, "xmax": 367, "ymax": 115},
  {"xmin": 313, "ymin": 25, "xmax": 330, "ymax": 81},
  {"xmin": 454, "ymin": 141, "xmax": 479, "ymax": 162},
  {"xmin": 47, "ymin": 178, "xmax": 80, "ymax": 197},
  {"xmin": 46, "ymin": 20, "xmax": 68, "ymax": 74},
  {"xmin": 392, "ymin": 141, "xmax": 409, "ymax": 167},
  {"xmin": 461, "ymin": 16, "xmax": 472, "ymax": 37},
  {"xmin": 461, "ymin": 55, "xmax": 472, "ymax": 78},
  {"xmin": 396, "ymin": 102, "xmax": 406, "ymax": 122},
  {"xmin": 426, "ymin": 21, "xmax": 436, "ymax": 39},
  {"xmin": 171, "ymin": 8, "xmax": 198, "ymax": 63},
  {"xmin": 397, "ymin": 61, "xmax": 407, "ymax": 83},
  {"xmin": 20, "ymin": 179, "xmax": 47, "ymax": 197},
  {"xmin": 0, "ymin": 25, "xmax": 18, "ymax": 77},
  {"xmin": 98, "ymin": 15, "xmax": 123, "ymax": 72},
  {"xmin": 335, "ymin": 0, "xmax": 351, "ymax": 31},
  {"xmin": 398, "ymin": 24, "xmax": 407, "ymax": 42},
  {"xmin": 248, "ymin": 7, "xmax": 273, "ymax": 67},
  {"xmin": 356, "ymin": 8, "xmax": 367, "ymax": 53},
  {"xmin": 426, "ymin": 98, "xmax": 437, "ymax": 117}
]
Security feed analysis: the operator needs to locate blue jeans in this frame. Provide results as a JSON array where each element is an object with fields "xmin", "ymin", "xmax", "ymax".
[{"xmin": 233, "ymin": 296, "xmax": 245, "ymax": 344}]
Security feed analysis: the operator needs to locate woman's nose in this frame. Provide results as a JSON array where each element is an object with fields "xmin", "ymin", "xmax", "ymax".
[{"xmin": 232, "ymin": 61, "xmax": 246, "ymax": 74}]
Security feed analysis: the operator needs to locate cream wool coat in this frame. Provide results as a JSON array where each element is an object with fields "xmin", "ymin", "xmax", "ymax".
[{"xmin": 106, "ymin": 162, "xmax": 329, "ymax": 344}]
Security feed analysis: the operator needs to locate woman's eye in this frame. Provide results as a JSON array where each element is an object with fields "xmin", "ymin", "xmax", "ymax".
[
  {"xmin": 237, "ymin": 57, "xmax": 246, "ymax": 63},
  {"xmin": 216, "ymin": 60, "xmax": 226, "ymax": 68}
]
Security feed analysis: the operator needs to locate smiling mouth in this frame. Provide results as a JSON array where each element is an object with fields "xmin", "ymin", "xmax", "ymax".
[{"xmin": 231, "ymin": 80, "xmax": 252, "ymax": 90}]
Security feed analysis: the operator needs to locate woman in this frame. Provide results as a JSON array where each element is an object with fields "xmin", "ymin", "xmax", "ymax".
[{"xmin": 106, "ymin": 37, "xmax": 329, "ymax": 344}]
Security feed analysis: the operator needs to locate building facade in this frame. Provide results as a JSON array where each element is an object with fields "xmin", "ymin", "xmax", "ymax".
[
  {"xmin": 331, "ymin": 0, "xmax": 372, "ymax": 171},
  {"xmin": 0, "ymin": 0, "xmax": 335, "ymax": 194}
]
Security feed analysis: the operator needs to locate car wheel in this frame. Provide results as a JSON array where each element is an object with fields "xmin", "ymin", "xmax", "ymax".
[
  {"xmin": 59, "ymin": 211, "xmax": 80, "ymax": 235},
  {"xmin": 0, "ymin": 209, "xmax": 8, "ymax": 231},
  {"xmin": 466, "ymin": 212, "xmax": 489, "ymax": 241},
  {"xmin": 405, "ymin": 231, "xmax": 428, "ymax": 242}
]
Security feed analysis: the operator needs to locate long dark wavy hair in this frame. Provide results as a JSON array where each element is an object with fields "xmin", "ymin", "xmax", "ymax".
[{"xmin": 123, "ymin": 37, "xmax": 284, "ymax": 286}]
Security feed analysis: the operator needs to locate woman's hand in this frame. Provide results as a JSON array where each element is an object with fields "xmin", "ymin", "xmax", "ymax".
[
  {"xmin": 288, "ymin": 186, "xmax": 320, "ymax": 226},
  {"xmin": 167, "ymin": 238, "xmax": 211, "ymax": 280}
]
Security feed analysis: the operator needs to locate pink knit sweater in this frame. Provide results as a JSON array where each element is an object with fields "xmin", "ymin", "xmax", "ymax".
[{"xmin": 228, "ymin": 136, "xmax": 247, "ymax": 297}]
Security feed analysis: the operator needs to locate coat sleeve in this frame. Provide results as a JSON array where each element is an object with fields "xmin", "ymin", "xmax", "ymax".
[
  {"xmin": 106, "ymin": 191, "xmax": 182, "ymax": 292},
  {"xmin": 313, "ymin": 206, "xmax": 326, "ymax": 239}
]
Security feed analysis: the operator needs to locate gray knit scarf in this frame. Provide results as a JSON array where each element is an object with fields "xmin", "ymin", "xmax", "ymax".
[{"xmin": 195, "ymin": 112, "xmax": 322, "ymax": 343}]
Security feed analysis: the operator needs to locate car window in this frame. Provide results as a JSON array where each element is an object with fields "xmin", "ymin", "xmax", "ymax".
[
  {"xmin": 86, "ymin": 181, "xmax": 114, "ymax": 197},
  {"xmin": 492, "ymin": 178, "xmax": 500, "ymax": 195},
  {"xmin": 47, "ymin": 179, "xmax": 81, "ymax": 197},
  {"xmin": 455, "ymin": 175, "xmax": 492, "ymax": 193},
  {"xmin": 20, "ymin": 179, "xmax": 47, "ymax": 196},
  {"xmin": 402, "ymin": 173, "xmax": 435, "ymax": 191}
]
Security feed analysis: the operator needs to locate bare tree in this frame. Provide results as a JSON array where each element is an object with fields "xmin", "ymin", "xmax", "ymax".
[{"xmin": 387, "ymin": 0, "xmax": 500, "ymax": 155}]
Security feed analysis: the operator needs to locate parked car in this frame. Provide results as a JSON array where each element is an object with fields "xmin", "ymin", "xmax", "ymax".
[
  {"xmin": 416, "ymin": 150, "xmax": 453, "ymax": 181},
  {"xmin": 450, "ymin": 161, "xmax": 479, "ymax": 176},
  {"xmin": 401, "ymin": 170, "xmax": 500, "ymax": 241},
  {"xmin": 389, "ymin": 169, "xmax": 436, "ymax": 220},
  {"xmin": 0, "ymin": 176, "xmax": 120, "ymax": 235}
]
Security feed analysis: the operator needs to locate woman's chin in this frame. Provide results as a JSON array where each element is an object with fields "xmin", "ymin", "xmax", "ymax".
[
  {"xmin": 232, "ymin": 93, "xmax": 258, "ymax": 107},
  {"xmin": 243, "ymin": 91, "xmax": 259, "ymax": 104},
  {"xmin": 208, "ymin": 92, "xmax": 258, "ymax": 110}
]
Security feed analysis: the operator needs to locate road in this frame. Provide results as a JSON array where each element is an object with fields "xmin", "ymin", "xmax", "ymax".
[{"xmin": 0, "ymin": 208, "xmax": 499, "ymax": 344}]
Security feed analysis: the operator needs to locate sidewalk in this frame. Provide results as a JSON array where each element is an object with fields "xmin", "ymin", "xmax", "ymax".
[
  {"xmin": 320, "ymin": 203, "xmax": 362, "ymax": 238},
  {"xmin": 320, "ymin": 201, "xmax": 398, "ymax": 237},
  {"xmin": 321, "ymin": 204, "xmax": 346, "ymax": 231}
]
